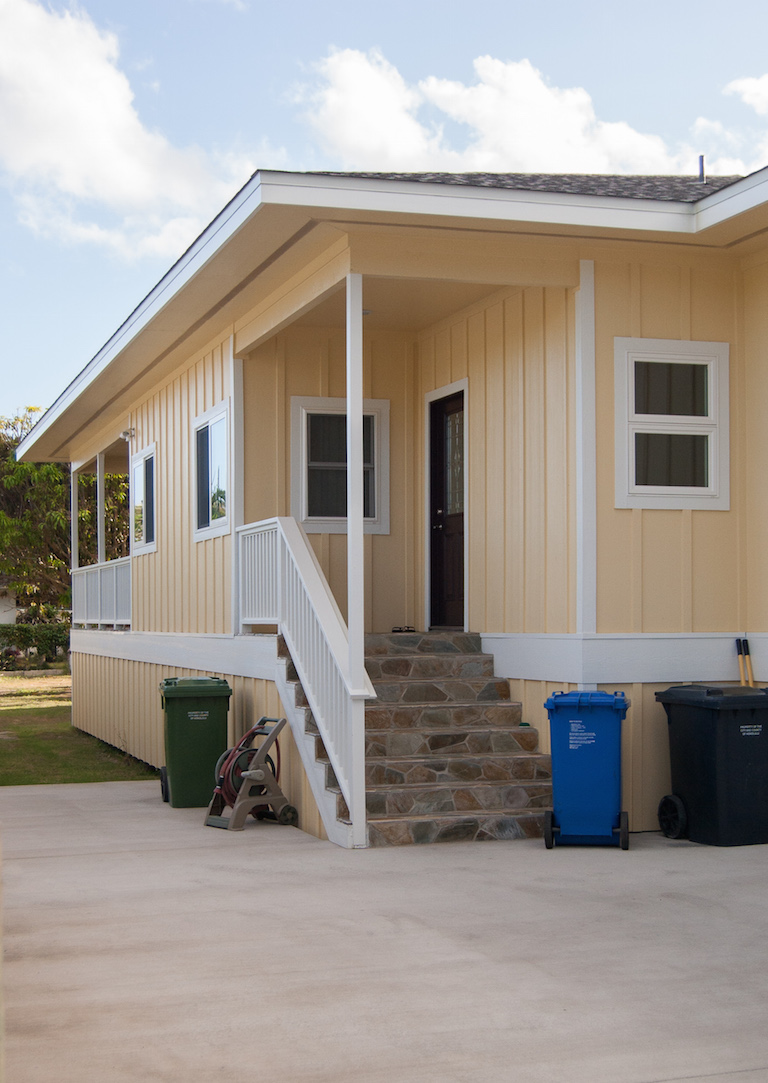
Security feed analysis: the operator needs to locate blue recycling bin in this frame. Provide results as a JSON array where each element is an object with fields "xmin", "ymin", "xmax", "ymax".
[{"xmin": 544, "ymin": 690, "xmax": 630, "ymax": 849}]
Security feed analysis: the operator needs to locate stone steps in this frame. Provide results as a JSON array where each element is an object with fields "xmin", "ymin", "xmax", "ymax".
[
  {"xmin": 283, "ymin": 630, "xmax": 552, "ymax": 846},
  {"xmin": 366, "ymin": 811, "xmax": 547, "ymax": 847}
]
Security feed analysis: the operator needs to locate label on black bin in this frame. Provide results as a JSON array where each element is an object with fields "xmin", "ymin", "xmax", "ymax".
[
  {"xmin": 740, "ymin": 724, "xmax": 763, "ymax": 737},
  {"xmin": 569, "ymin": 720, "xmax": 596, "ymax": 749},
  {"xmin": 187, "ymin": 710, "xmax": 210, "ymax": 721}
]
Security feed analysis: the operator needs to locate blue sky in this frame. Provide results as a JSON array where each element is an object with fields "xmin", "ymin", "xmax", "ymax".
[{"xmin": 3, "ymin": 0, "xmax": 768, "ymax": 421}]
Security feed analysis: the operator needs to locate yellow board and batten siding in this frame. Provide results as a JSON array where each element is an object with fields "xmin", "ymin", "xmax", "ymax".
[{"xmin": 129, "ymin": 338, "xmax": 233, "ymax": 635}]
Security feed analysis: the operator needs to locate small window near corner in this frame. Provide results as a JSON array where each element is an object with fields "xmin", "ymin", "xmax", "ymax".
[
  {"xmin": 194, "ymin": 406, "xmax": 229, "ymax": 539},
  {"xmin": 614, "ymin": 338, "xmax": 729, "ymax": 510},
  {"xmin": 131, "ymin": 445, "xmax": 156, "ymax": 553},
  {"xmin": 291, "ymin": 397, "xmax": 390, "ymax": 534}
]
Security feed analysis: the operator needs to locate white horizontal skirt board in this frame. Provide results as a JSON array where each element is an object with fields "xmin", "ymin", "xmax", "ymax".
[
  {"xmin": 481, "ymin": 632, "xmax": 765, "ymax": 686},
  {"xmin": 71, "ymin": 630, "xmax": 278, "ymax": 681}
]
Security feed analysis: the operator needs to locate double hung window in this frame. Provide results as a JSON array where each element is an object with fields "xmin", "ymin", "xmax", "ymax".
[
  {"xmin": 614, "ymin": 338, "xmax": 729, "ymax": 510},
  {"xmin": 194, "ymin": 406, "xmax": 229, "ymax": 537},
  {"xmin": 131, "ymin": 445, "xmax": 156, "ymax": 553},
  {"xmin": 291, "ymin": 396, "xmax": 390, "ymax": 534}
]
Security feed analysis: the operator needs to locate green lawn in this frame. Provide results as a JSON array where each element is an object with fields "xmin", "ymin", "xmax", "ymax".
[{"xmin": 0, "ymin": 699, "xmax": 159, "ymax": 786}]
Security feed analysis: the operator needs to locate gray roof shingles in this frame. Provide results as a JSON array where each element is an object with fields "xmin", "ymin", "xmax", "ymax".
[{"xmin": 311, "ymin": 171, "xmax": 744, "ymax": 202}]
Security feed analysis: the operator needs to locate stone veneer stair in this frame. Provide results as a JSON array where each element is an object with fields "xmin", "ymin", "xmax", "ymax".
[{"xmin": 285, "ymin": 631, "xmax": 552, "ymax": 846}]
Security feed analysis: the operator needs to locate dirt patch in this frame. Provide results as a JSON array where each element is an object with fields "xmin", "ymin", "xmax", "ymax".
[{"xmin": 0, "ymin": 673, "xmax": 71, "ymax": 710}]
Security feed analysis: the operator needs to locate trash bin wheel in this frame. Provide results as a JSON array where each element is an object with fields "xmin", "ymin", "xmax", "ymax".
[
  {"xmin": 160, "ymin": 766, "xmax": 169, "ymax": 803},
  {"xmin": 619, "ymin": 810, "xmax": 629, "ymax": 850},
  {"xmin": 544, "ymin": 810, "xmax": 555, "ymax": 849},
  {"xmin": 658, "ymin": 794, "xmax": 687, "ymax": 839},
  {"xmin": 278, "ymin": 804, "xmax": 298, "ymax": 827}
]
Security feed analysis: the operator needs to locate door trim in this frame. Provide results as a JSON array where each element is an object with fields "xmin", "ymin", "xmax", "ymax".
[{"xmin": 424, "ymin": 379, "xmax": 468, "ymax": 630}]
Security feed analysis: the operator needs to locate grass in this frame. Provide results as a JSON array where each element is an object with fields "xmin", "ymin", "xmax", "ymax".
[{"xmin": 0, "ymin": 675, "xmax": 159, "ymax": 786}]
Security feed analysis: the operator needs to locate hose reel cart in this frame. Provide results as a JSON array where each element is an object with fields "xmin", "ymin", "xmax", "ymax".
[{"xmin": 205, "ymin": 716, "xmax": 298, "ymax": 831}]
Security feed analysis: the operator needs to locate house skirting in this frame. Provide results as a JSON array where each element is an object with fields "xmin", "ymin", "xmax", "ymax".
[{"xmin": 69, "ymin": 635, "xmax": 326, "ymax": 841}]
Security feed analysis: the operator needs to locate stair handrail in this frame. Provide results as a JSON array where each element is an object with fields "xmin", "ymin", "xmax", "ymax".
[{"xmin": 238, "ymin": 516, "xmax": 372, "ymax": 845}]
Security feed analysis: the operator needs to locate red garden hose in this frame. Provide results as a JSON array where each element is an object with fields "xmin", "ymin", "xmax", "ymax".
[{"xmin": 216, "ymin": 724, "xmax": 281, "ymax": 809}]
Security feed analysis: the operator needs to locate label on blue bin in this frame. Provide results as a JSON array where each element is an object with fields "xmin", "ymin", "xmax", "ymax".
[
  {"xmin": 740, "ymin": 724, "xmax": 763, "ymax": 737},
  {"xmin": 569, "ymin": 721, "xmax": 596, "ymax": 749}
]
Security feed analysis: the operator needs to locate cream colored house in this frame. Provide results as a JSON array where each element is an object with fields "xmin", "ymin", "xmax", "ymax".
[{"xmin": 19, "ymin": 169, "xmax": 768, "ymax": 846}]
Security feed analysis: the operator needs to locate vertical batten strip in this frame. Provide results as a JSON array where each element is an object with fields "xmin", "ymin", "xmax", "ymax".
[{"xmin": 575, "ymin": 260, "xmax": 597, "ymax": 651}]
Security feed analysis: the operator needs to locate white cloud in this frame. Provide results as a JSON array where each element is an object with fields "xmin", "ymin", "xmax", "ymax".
[
  {"xmin": 0, "ymin": 0, "xmax": 265, "ymax": 258},
  {"xmin": 302, "ymin": 50, "xmax": 690, "ymax": 174},
  {"xmin": 302, "ymin": 49, "xmax": 768, "ymax": 178},
  {"xmin": 725, "ymin": 74, "xmax": 768, "ymax": 116}
]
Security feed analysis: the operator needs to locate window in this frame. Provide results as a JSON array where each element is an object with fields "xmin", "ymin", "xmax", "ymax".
[
  {"xmin": 194, "ymin": 406, "xmax": 229, "ymax": 537},
  {"xmin": 291, "ymin": 396, "xmax": 390, "ymax": 534},
  {"xmin": 131, "ymin": 445, "xmax": 156, "ymax": 553},
  {"xmin": 614, "ymin": 337, "xmax": 729, "ymax": 510}
]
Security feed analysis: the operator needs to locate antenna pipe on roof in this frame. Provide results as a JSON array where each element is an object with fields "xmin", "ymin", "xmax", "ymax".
[{"xmin": 699, "ymin": 155, "xmax": 706, "ymax": 182}]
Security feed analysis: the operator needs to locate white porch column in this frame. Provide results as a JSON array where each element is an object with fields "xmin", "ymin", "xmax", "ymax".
[
  {"xmin": 70, "ymin": 467, "xmax": 79, "ymax": 571},
  {"xmin": 346, "ymin": 272, "xmax": 368, "ymax": 846},
  {"xmin": 96, "ymin": 451, "xmax": 106, "ymax": 566},
  {"xmin": 346, "ymin": 273, "xmax": 366, "ymax": 688}
]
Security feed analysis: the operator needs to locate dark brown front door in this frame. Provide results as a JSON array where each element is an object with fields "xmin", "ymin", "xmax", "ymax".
[{"xmin": 430, "ymin": 392, "xmax": 464, "ymax": 627}]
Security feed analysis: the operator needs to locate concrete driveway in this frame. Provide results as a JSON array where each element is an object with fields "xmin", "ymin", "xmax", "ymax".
[{"xmin": 2, "ymin": 780, "xmax": 768, "ymax": 1083}]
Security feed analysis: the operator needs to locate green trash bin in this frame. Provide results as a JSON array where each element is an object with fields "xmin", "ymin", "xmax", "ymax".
[{"xmin": 159, "ymin": 677, "xmax": 231, "ymax": 807}]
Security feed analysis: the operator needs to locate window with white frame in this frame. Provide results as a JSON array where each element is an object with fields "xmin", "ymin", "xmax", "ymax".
[
  {"xmin": 131, "ymin": 444, "xmax": 156, "ymax": 553},
  {"xmin": 194, "ymin": 405, "xmax": 229, "ymax": 537},
  {"xmin": 290, "ymin": 396, "xmax": 390, "ymax": 534},
  {"xmin": 614, "ymin": 337, "xmax": 729, "ymax": 510}
]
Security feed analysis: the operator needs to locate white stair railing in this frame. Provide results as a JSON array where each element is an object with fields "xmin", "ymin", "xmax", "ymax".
[
  {"xmin": 238, "ymin": 517, "xmax": 372, "ymax": 846},
  {"xmin": 72, "ymin": 557, "xmax": 131, "ymax": 628}
]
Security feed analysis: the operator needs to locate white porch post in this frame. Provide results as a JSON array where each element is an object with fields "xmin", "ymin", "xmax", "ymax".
[
  {"xmin": 346, "ymin": 272, "xmax": 368, "ymax": 845},
  {"xmin": 96, "ymin": 451, "xmax": 106, "ymax": 566},
  {"xmin": 70, "ymin": 467, "xmax": 79, "ymax": 572}
]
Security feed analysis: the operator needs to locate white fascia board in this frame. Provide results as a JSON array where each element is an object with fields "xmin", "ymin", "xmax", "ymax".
[
  {"xmin": 18, "ymin": 174, "xmax": 267, "ymax": 462},
  {"xmin": 691, "ymin": 166, "xmax": 768, "ymax": 232},
  {"xmin": 257, "ymin": 171, "xmax": 696, "ymax": 235}
]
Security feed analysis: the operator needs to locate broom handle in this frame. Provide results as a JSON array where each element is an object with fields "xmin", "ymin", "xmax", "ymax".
[{"xmin": 743, "ymin": 638, "xmax": 755, "ymax": 687}]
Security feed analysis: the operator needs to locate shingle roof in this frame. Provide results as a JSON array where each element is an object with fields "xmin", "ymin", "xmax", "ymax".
[{"xmin": 313, "ymin": 172, "xmax": 744, "ymax": 203}]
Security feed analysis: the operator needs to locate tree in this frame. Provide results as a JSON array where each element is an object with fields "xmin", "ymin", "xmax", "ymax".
[
  {"xmin": 0, "ymin": 409, "xmax": 71, "ymax": 609},
  {"xmin": 0, "ymin": 409, "xmax": 130, "ymax": 612}
]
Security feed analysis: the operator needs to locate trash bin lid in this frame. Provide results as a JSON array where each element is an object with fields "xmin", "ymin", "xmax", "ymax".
[
  {"xmin": 655, "ymin": 684, "xmax": 768, "ymax": 709},
  {"xmin": 544, "ymin": 690, "xmax": 630, "ymax": 713},
  {"xmin": 159, "ymin": 677, "xmax": 232, "ymax": 698}
]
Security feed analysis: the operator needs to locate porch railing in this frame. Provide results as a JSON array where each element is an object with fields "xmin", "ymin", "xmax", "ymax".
[
  {"xmin": 238, "ymin": 516, "xmax": 372, "ymax": 846},
  {"xmin": 72, "ymin": 557, "xmax": 131, "ymax": 628}
]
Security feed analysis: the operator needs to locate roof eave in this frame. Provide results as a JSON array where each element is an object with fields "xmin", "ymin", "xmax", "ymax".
[{"xmin": 18, "ymin": 167, "xmax": 768, "ymax": 463}]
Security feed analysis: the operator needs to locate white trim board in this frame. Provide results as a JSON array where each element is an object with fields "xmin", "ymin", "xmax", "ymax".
[
  {"xmin": 71, "ymin": 629, "xmax": 278, "ymax": 680},
  {"xmin": 481, "ymin": 632, "xmax": 766, "ymax": 686}
]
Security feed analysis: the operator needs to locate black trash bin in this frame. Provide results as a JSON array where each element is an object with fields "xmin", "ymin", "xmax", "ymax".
[{"xmin": 655, "ymin": 684, "xmax": 768, "ymax": 846}]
